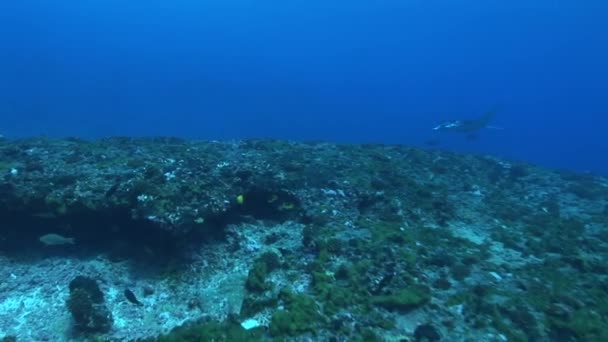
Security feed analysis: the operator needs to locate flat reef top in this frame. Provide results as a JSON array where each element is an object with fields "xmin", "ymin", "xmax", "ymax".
[
  {"xmin": 0, "ymin": 137, "xmax": 607, "ymax": 341},
  {"xmin": 0, "ymin": 136, "xmax": 548, "ymax": 236}
]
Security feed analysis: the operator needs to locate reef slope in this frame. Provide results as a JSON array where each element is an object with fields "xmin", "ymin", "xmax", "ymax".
[{"xmin": 0, "ymin": 137, "xmax": 607, "ymax": 341}]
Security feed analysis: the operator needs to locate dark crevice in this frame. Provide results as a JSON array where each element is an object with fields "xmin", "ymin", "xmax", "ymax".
[
  {"xmin": 0, "ymin": 208, "xmax": 184, "ymax": 264},
  {"xmin": 0, "ymin": 186, "xmax": 306, "ymax": 267}
]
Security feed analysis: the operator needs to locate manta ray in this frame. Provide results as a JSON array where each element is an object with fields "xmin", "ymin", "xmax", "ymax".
[{"xmin": 433, "ymin": 110, "xmax": 502, "ymax": 140}]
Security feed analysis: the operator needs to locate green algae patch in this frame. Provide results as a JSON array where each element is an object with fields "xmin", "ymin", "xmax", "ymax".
[
  {"xmin": 548, "ymin": 309, "xmax": 608, "ymax": 341},
  {"xmin": 245, "ymin": 252, "xmax": 281, "ymax": 293},
  {"xmin": 245, "ymin": 259, "xmax": 272, "ymax": 293},
  {"xmin": 372, "ymin": 286, "xmax": 431, "ymax": 311},
  {"xmin": 269, "ymin": 290, "xmax": 326, "ymax": 337},
  {"xmin": 154, "ymin": 320, "xmax": 263, "ymax": 342}
]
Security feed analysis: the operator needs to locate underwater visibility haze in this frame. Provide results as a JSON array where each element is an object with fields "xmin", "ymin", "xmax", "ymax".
[
  {"xmin": 1, "ymin": 0, "xmax": 607, "ymax": 174},
  {"xmin": 1, "ymin": 1, "xmax": 608, "ymax": 341}
]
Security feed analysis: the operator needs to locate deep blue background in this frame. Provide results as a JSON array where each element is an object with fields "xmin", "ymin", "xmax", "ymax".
[{"xmin": 1, "ymin": 1, "xmax": 607, "ymax": 174}]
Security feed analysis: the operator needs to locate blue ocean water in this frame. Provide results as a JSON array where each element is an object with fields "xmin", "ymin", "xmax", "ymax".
[{"xmin": 1, "ymin": 1, "xmax": 606, "ymax": 174}]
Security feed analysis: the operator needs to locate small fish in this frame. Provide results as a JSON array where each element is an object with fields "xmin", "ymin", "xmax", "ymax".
[
  {"xmin": 124, "ymin": 289, "xmax": 143, "ymax": 306},
  {"xmin": 39, "ymin": 233, "xmax": 75, "ymax": 246}
]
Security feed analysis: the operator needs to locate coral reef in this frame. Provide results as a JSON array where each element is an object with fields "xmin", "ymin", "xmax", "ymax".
[
  {"xmin": 66, "ymin": 276, "xmax": 113, "ymax": 334},
  {"xmin": 0, "ymin": 137, "xmax": 607, "ymax": 341}
]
